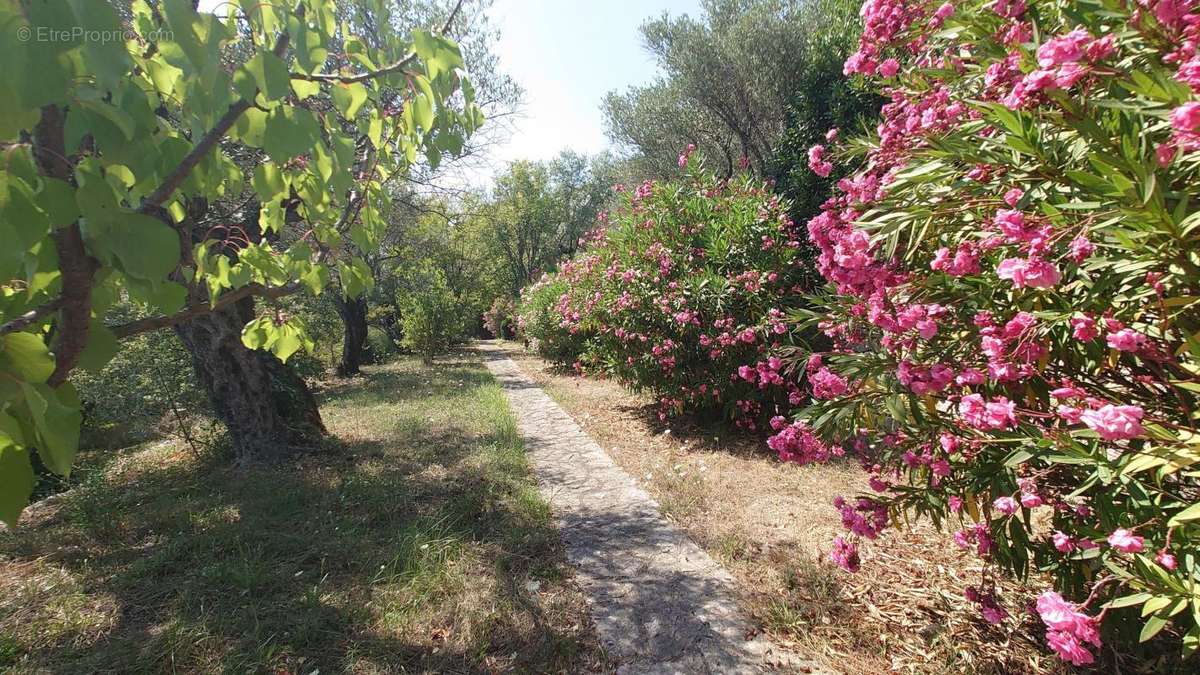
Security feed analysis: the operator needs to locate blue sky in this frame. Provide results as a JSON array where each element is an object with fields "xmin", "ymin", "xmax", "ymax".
[{"xmin": 482, "ymin": 0, "xmax": 702, "ymax": 169}]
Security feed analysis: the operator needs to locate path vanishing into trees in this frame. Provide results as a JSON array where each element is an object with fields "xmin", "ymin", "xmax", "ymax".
[{"xmin": 478, "ymin": 342, "xmax": 827, "ymax": 674}]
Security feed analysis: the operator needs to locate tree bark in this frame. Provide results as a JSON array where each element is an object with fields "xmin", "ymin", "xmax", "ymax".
[
  {"xmin": 173, "ymin": 295, "xmax": 326, "ymax": 463},
  {"xmin": 333, "ymin": 295, "xmax": 369, "ymax": 377}
]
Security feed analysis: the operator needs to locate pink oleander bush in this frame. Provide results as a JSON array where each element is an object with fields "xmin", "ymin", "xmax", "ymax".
[
  {"xmin": 517, "ymin": 275, "xmax": 590, "ymax": 363},
  {"xmin": 519, "ymin": 149, "xmax": 810, "ymax": 427},
  {"xmin": 784, "ymin": 0, "xmax": 1200, "ymax": 666}
]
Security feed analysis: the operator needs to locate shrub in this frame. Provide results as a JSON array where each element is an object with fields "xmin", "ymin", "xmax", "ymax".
[
  {"xmin": 482, "ymin": 296, "xmax": 517, "ymax": 339},
  {"xmin": 784, "ymin": 0, "xmax": 1200, "ymax": 666},
  {"xmin": 71, "ymin": 304, "xmax": 206, "ymax": 447},
  {"xmin": 517, "ymin": 275, "xmax": 590, "ymax": 362},
  {"xmin": 365, "ymin": 326, "xmax": 397, "ymax": 362},
  {"xmin": 400, "ymin": 270, "xmax": 465, "ymax": 364},
  {"xmin": 521, "ymin": 149, "xmax": 810, "ymax": 427}
]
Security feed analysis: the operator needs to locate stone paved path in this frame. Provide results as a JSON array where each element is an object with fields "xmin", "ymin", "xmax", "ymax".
[{"xmin": 478, "ymin": 342, "xmax": 824, "ymax": 675}]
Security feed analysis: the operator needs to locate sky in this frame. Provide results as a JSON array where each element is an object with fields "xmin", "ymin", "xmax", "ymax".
[{"xmin": 478, "ymin": 0, "xmax": 703, "ymax": 174}]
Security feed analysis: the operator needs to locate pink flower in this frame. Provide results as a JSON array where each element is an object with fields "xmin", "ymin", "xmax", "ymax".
[
  {"xmin": 1020, "ymin": 492, "xmax": 1043, "ymax": 508},
  {"xmin": 997, "ymin": 257, "xmax": 1060, "ymax": 289},
  {"xmin": 878, "ymin": 58, "xmax": 900, "ymax": 77},
  {"xmin": 1068, "ymin": 235, "xmax": 1094, "ymax": 263},
  {"xmin": 1003, "ymin": 187, "xmax": 1024, "ymax": 207},
  {"xmin": 991, "ymin": 0, "xmax": 1026, "ymax": 19},
  {"xmin": 1105, "ymin": 328, "xmax": 1147, "ymax": 352},
  {"xmin": 948, "ymin": 495, "xmax": 964, "ymax": 513},
  {"xmin": 960, "ymin": 394, "xmax": 1016, "ymax": 430},
  {"xmin": 1037, "ymin": 28, "xmax": 1090, "ymax": 68},
  {"xmin": 1157, "ymin": 550, "xmax": 1178, "ymax": 571},
  {"xmin": 1071, "ymin": 315, "xmax": 1098, "ymax": 341},
  {"xmin": 1080, "ymin": 404, "xmax": 1144, "ymax": 441},
  {"xmin": 1052, "ymin": 531, "xmax": 1075, "ymax": 553},
  {"xmin": 810, "ymin": 367, "xmax": 848, "ymax": 400},
  {"xmin": 808, "ymin": 144, "xmax": 833, "ymax": 177},
  {"xmin": 993, "ymin": 209, "xmax": 1028, "ymax": 240},
  {"xmin": 981, "ymin": 605, "xmax": 1007, "ymax": 624},
  {"xmin": 1045, "ymin": 629, "xmax": 1096, "ymax": 666},
  {"xmin": 1107, "ymin": 528, "xmax": 1144, "ymax": 553},
  {"xmin": 984, "ymin": 397, "xmax": 1017, "ymax": 429},
  {"xmin": 955, "ymin": 368, "xmax": 985, "ymax": 385},
  {"xmin": 1037, "ymin": 591, "xmax": 1101, "ymax": 665},
  {"xmin": 993, "ymin": 496, "xmax": 1019, "ymax": 515},
  {"xmin": 1156, "ymin": 143, "xmax": 1177, "ymax": 167},
  {"xmin": 830, "ymin": 535, "xmax": 860, "ymax": 572},
  {"xmin": 1170, "ymin": 102, "xmax": 1200, "ymax": 132}
]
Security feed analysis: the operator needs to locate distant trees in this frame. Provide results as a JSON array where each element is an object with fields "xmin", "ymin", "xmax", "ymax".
[
  {"xmin": 485, "ymin": 151, "xmax": 617, "ymax": 296},
  {"xmin": 602, "ymin": 0, "xmax": 878, "ymax": 220}
]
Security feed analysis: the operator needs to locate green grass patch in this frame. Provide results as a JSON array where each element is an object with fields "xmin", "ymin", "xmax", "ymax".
[{"xmin": 0, "ymin": 355, "xmax": 608, "ymax": 673}]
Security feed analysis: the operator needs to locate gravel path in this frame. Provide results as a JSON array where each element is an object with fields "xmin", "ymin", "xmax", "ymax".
[{"xmin": 478, "ymin": 342, "xmax": 824, "ymax": 674}]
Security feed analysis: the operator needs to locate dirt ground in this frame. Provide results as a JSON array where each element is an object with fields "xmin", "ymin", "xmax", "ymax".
[{"xmin": 502, "ymin": 342, "xmax": 1066, "ymax": 675}]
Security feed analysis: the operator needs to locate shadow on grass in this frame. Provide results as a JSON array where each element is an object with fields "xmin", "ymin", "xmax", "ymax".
[{"xmin": 0, "ymin": 359, "xmax": 607, "ymax": 674}]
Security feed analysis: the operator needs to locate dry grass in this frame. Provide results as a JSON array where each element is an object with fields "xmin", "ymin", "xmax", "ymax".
[
  {"xmin": 0, "ymin": 353, "xmax": 611, "ymax": 674},
  {"xmin": 503, "ymin": 343, "xmax": 1069, "ymax": 675}
]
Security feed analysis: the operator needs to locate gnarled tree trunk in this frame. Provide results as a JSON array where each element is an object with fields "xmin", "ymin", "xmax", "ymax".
[
  {"xmin": 333, "ymin": 295, "xmax": 369, "ymax": 377},
  {"xmin": 174, "ymin": 295, "xmax": 326, "ymax": 463}
]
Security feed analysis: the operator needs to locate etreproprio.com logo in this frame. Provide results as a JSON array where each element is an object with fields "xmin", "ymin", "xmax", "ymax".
[{"xmin": 16, "ymin": 25, "xmax": 174, "ymax": 44}]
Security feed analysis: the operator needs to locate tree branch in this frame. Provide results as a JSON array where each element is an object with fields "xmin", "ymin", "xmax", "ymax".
[
  {"xmin": 108, "ymin": 281, "xmax": 303, "ymax": 339},
  {"xmin": 0, "ymin": 297, "xmax": 66, "ymax": 337},
  {"xmin": 289, "ymin": 0, "xmax": 464, "ymax": 84},
  {"xmin": 31, "ymin": 104, "xmax": 99, "ymax": 387}
]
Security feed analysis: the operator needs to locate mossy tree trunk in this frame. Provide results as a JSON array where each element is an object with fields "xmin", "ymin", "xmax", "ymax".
[{"xmin": 174, "ymin": 295, "xmax": 326, "ymax": 463}]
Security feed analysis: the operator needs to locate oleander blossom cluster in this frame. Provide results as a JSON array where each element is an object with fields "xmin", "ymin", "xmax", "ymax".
[{"xmin": 790, "ymin": 0, "xmax": 1200, "ymax": 665}]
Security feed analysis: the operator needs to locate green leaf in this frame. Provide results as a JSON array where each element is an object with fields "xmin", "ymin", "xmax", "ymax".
[
  {"xmin": 332, "ymin": 82, "xmax": 368, "ymax": 119},
  {"xmin": 263, "ymin": 106, "xmax": 320, "ymax": 163},
  {"xmin": 0, "ymin": 440, "xmax": 34, "ymax": 527},
  {"xmin": 1169, "ymin": 502, "xmax": 1200, "ymax": 526},
  {"xmin": 240, "ymin": 317, "xmax": 311, "ymax": 363},
  {"xmin": 0, "ymin": 333, "xmax": 55, "ymax": 383},
  {"xmin": 252, "ymin": 163, "xmax": 286, "ymax": 201},
  {"xmin": 291, "ymin": 78, "xmax": 320, "ymax": 100},
  {"xmin": 1105, "ymin": 593, "xmax": 1153, "ymax": 609},
  {"xmin": 90, "ymin": 213, "xmax": 181, "ymax": 284},
  {"xmin": 76, "ymin": 321, "xmax": 119, "ymax": 374},
  {"xmin": 239, "ymin": 51, "xmax": 291, "ymax": 102},
  {"xmin": 411, "ymin": 93, "xmax": 434, "ymax": 133},
  {"xmin": 272, "ymin": 325, "xmax": 304, "ymax": 362},
  {"xmin": 20, "ymin": 381, "xmax": 81, "ymax": 477},
  {"xmin": 1139, "ymin": 615, "xmax": 1168, "ymax": 643},
  {"xmin": 232, "ymin": 107, "xmax": 268, "ymax": 147},
  {"xmin": 35, "ymin": 178, "xmax": 79, "ymax": 227},
  {"xmin": 412, "ymin": 29, "xmax": 463, "ymax": 81}
]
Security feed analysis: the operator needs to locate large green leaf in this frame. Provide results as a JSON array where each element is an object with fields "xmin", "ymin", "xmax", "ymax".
[
  {"xmin": 20, "ymin": 381, "xmax": 81, "ymax": 476},
  {"xmin": 263, "ymin": 106, "xmax": 320, "ymax": 163},
  {"xmin": 237, "ymin": 51, "xmax": 290, "ymax": 102},
  {"xmin": 91, "ymin": 213, "xmax": 181, "ymax": 285},
  {"xmin": 332, "ymin": 82, "xmax": 368, "ymax": 119},
  {"xmin": 0, "ymin": 333, "xmax": 55, "ymax": 383},
  {"xmin": 0, "ymin": 439, "xmax": 34, "ymax": 527}
]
